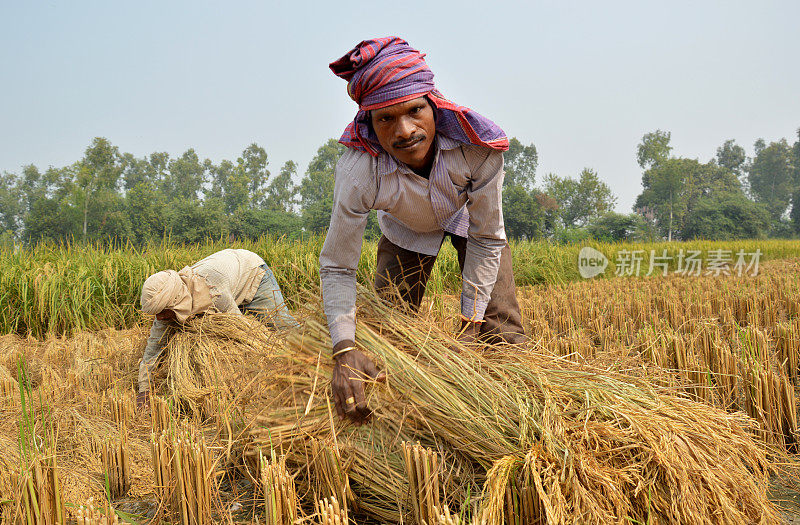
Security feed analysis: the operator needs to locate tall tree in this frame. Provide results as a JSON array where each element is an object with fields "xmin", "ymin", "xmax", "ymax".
[
  {"xmin": 125, "ymin": 180, "xmax": 167, "ymax": 244},
  {"xmin": 76, "ymin": 138, "xmax": 124, "ymax": 242},
  {"xmin": 715, "ymin": 139, "xmax": 747, "ymax": 180},
  {"xmin": 165, "ymin": 197, "xmax": 227, "ymax": 243},
  {"xmin": 266, "ymin": 160, "xmax": 298, "ymax": 214},
  {"xmin": 229, "ymin": 158, "xmax": 302, "ymax": 240},
  {"xmin": 747, "ymin": 138, "xmax": 794, "ymax": 221},
  {"xmin": 502, "ymin": 185, "xmax": 545, "ymax": 239},
  {"xmin": 790, "ymin": 129, "xmax": 800, "ymax": 234},
  {"xmin": 500, "ymin": 137, "xmax": 549, "ymax": 238},
  {"xmin": 207, "ymin": 144, "xmax": 270, "ymax": 213},
  {"xmin": 0, "ymin": 172, "xmax": 21, "ymax": 238},
  {"xmin": 22, "ymin": 166, "xmax": 81, "ymax": 243},
  {"xmin": 299, "ymin": 139, "xmax": 346, "ymax": 233},
  {"xmin": 237, "ymin": 143, "xmax": 270, "ymax": 207},
  {"xmin": 19, "ymin": 164, "xmax": 49, "ymax": 217},
  {"xmin": 793, "ymin": 129, "xmax": 800, "ymax": 185},
  {"xmin": 643, "ymin": 159, "xmax": 684, "ymax": 241},
  {"xmin": 210, "ymin": 158, "xmax": 251, "ymax": 214},
  {"xmin": 208, "ymin": 159, "xmax": 235, "ymax": 207},
  {"xmin": 163, "ymin": 149, "xmax": 208, "ymax": 202},
  {"xmin": 121, "ymin": 151, "xmax": 168, "ymax": 191},
  {"xmin": 683, "ymin": 193, "xmax": 771, "ymax": 240},
  {"xmin": 636, "ymin": 158, "xmax": 742, "ymax": 241},
  {"xmin": 637, "ymin": 130, "xmax": 672, "ymax": 170},
  {"xmin": 587, "ymin": 212, "xmax": 651, "ymax": 242},
  {"xmin": 791, "ymin": 188, "xmax": 800, "ymax": 235},
  {"xmin": 502, "ymin": 138, "xmax": 538, "ymax": 189},
  {"xmin": 543, "ymin": 168, "xmax": 617, "ymax": 228}
]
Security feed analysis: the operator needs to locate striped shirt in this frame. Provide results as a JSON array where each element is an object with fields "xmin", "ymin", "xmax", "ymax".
[{"xmin": 320, "ymin": 134, "xmax": 506, "ymax": 346}]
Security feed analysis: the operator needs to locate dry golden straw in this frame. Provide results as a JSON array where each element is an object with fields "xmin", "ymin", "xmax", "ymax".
[
  {"xmin": 0, "ymin": 366, "xmax": 17, "ymax": 405},
  {"xmin": 150, "ymin": 427, "xmax": 217, "ymax": 525},
  {"xmin": 261, "ymin": 451, "xmax": 299, "ymax": 525},
  {"xmin": 309, "ymin": 437, "xmax": 351, "ymax": 522},
  {"xmin": 1, "ymin": 259, "xmax": 798, "ymax": 524},
  {"xmin": 244, "ymin": 285, "xmax": 787, "ymax": 524},
  {"xmin": 76, "ymin": 497, "xmax": 119, "ymax": 525},
  {"xmin": 108, "ymin": 393, "xmax": 134, "ymax": 428},
  {"xmin": 150, "ymin": 394, "xmax": 171, "ymax": 435},
  {"xmin": 100, "ymin": 435, "xmax": 129, "ymax": 499},
  {"xmin": 10, "ymin": 453, "xmax": 66, "ymax": 525},
  {"xmin": 402, "ymin": 441, "xmax": 442, "ymax": 525},
  {"xmin": 319, "ymin": 495, "xmax": 347, "ymax": 525}
]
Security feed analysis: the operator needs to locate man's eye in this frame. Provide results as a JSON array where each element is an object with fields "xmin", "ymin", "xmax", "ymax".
[{"xmin": 379, "ymin": 116, "xmax": 392, "ymax": 122}]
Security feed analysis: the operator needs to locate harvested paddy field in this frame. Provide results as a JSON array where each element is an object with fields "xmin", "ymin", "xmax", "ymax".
[{"xmin": 1, "ymin": 253, "xmax": 800, "ymax": 523}]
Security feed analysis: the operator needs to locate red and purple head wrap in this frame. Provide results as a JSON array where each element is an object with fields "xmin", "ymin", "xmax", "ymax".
[{"xmin": 330, "ymin": 36, "xmax": 509, "ymax": 156}]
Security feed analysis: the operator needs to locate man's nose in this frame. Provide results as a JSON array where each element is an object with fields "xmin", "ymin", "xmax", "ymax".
[{"xmin": 395, "ymin": 116, "xmax": 415, "ymax": 140}]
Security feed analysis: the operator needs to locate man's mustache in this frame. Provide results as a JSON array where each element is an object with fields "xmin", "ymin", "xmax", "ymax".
[{"xmin": 393, "ymin": 135, "xmax": 425, "ymax": 149}]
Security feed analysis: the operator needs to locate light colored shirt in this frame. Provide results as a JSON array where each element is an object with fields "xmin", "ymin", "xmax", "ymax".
[
  {"xmin": 320, "ymin": 134, "xmax": 506, "ymax": 346},
  {"xmin": 138, "ymin": 249, "xmax": 267, "ymax": 392},
  {"xmin": 189, "ymin": 248, "xmax": 266, "ymax": 314}
]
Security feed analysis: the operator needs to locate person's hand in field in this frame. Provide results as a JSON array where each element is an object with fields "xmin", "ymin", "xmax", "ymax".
[{"xmin": 331, "ymin": 340, "xmax": 386, "ymax": 423}]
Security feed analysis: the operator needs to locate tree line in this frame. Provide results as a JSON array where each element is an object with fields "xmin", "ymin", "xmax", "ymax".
[{"xmin": 0, "ymin": 129, "xmax": 798, "ymax": 247}]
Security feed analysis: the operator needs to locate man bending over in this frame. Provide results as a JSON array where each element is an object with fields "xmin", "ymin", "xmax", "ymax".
[
  {"xmin": 137, "ymin": 248, "xmax": 298, "ymax": 407},
  {"xmin": 321, "ymin": 37, "xmax": 526, "ymax": 422}
]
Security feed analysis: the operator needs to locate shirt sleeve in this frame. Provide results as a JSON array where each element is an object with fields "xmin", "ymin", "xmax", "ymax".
[
  {"xmin": 138, "ymin": 319, "xmax": 170, "ymax": 392},
  {"xmin": 319, "ymin": 152, "xmax": 376, "ymax": 346},
  {"xmin": 461, "ymin": 149, "xmax": 507, "ymax": 321}
]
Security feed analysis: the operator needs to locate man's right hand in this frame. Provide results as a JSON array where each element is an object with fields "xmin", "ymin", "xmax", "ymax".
[{"xmin": 331, "ymin": 340, "xmax": 386, "ymax": 424}]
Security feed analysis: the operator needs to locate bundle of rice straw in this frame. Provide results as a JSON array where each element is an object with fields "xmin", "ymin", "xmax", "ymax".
[
  {"xmin": 242, "ymin": 289, "xmax": 786, "ymax": 524},
  {"xmin": 260, "ymin": 451, "xmax": 299, "ymax": 525},
  {"xmin": 158, "ymin": 288, "xmax": 787, "ymax": 523},
  {"xmin": 161, "ymin": 314, "xmax": 278, "ymax": 411},
  {"xmin": 150, "ymin": 425, "xmax": 218, "ymax": 525},
  {"xmin": 318, "ymin": 495, "xmax": 347, "ymax": 525}
]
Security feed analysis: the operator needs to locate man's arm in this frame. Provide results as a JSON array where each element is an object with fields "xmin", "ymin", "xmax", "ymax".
[
  {"xmin": 461, "ymin": 148, "xmax": 507, "ymax": 322},
  {"xmin": 320, "ymin": 151, "xmax": 386, "ymax": 423},
  {"xmin": 211, "ymin": 287, "xmax": 241, "ymax": 315},
  {"xmin": 319, "ymin": 152, "xmax": 375, "ymax": 346},
  {"xmin": 138, "ymin": 318, "xmax": 170, "ymax": 393}
]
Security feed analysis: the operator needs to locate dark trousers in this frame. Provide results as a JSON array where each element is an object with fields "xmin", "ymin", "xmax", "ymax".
[{"xmin": 373, "ymin": 234, "xmax": 526, "ymax": 344}]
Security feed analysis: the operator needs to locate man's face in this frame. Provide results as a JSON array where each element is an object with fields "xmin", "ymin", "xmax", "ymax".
[{"xmin": 370, "ymin": 96, "xmax": 436, "ymax": 173}]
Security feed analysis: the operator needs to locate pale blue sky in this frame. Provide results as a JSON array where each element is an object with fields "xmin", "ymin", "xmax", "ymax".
[{"xmin": 1, "ymin": 1, "xmax": 798, "ymax": 212}]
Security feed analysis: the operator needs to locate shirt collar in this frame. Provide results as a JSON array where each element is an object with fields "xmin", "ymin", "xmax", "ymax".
[
  {"xmin": 437, "ymin": 134, "xmax": 461, "ymax": 151},
  {"xmin": 377, "ymin": 133, "xmax": 462, "ymax": 176}
]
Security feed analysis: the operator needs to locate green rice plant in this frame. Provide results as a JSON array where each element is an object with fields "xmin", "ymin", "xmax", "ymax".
[
  {"xmin": 1, "ymin": 237, "xmax": 798, "ymax": 337},
  {"xmin": 11, "ymin": 361, "xmax": 66, "ymax": 525}
]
